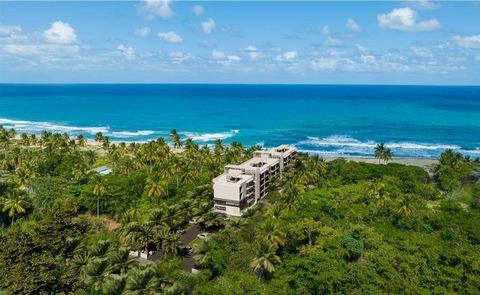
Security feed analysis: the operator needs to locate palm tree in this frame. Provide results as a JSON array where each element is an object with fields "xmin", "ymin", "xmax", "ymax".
[
  {"xmin": 157, "ymin": 227, "xmax": 182, "ymax": 257},
  {"xmin": 73, "ymin": 167, "xmax": 86, "ymax": 190},
  {"xmin": 397, "ymin": 194, "xmax": 414, "ymax": 216},
  {"xmin": 92, "ymin": 175, "xmax": 108, "ymax": 217},
  {"xmin": 144, "ymin": 177, "xmax": 167, "ymax": 204},
  {"xmin": 250, "ymin": 239, "xmax": 282, "ymax": 279},
  {"xmin": 2, "ymin": 190, "xmax": 30, "ymax": 225},
  {"xmin": 102, "ymin": 274, "xmax": 127, "ymax": 295},
  {"xmin": 261, "ymin": 218, "xmax": 286, "ymax": 247},
  {"xmin": 76, "ymin": 134, "xmax": 87, "ymax": 147},
  {"xmin": 95, "ymin": 132, "xmax": 104, "ymax": 143},
  {"xmin": 374, "ymin": 143, "xmax": 387, "ymax": 164},
  {"xmin": 282, "ymin": 181, "xmax": 305, "ymax": 212},
  {"xmin": 382, "ymin": 148, "xmax": 393, "ymax": 163},
  {"xmin": 20, "ymin": 133, "xmax": 30, "ymax": 146},
  {"xmin": 170, "ymin": 129, "xmax": 182, "ymax": 149},
  {"xmin": 82, "ymin": 257, "xmax": 111, "ymax": 291},
  {"xmin": 124, "ymin": 265, "xmax": 161, "ymax": 294}
]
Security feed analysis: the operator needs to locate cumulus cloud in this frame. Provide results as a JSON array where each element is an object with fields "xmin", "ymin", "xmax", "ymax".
[
  {"xmin": 117, "ymin": 44, "xmax": 135, "ymax": 60},
  {"xmin": 43, "ymin": 21, "xmax": 77, "ymax": 44},
  {"xmin": 192, "ymin": 5, "xmax": 204, "ymax": 16},
  {"xmin": 323, "ymin": 36, "xmax": 343, "ymax": 46},
  {"xmin": 201, "ymin": 18, "xmax": 215, "ymax": 34},
  {"xmin": 311, "ymin": 58, "xmax": 338, "ymax": 71},
  {"xmin": 378, "ymin": 8, "xmax": 441, "ymax": 32},
  {"xmin": 276, "ymin": 50, "xmax": 298, "ymax": 61},
  {"xmin": 158, "ymin": 31, "xmax": 183, "ymax": 43},
  {"xmin": 0, "ymin": 25, "xmax": 22, "ymax": 37},
  {"xmin": 453, "ymin": 35, "xmax": 480, "ymax": 49},
  {"xmin": 245, "ymin": 45, "xmax": 259, "ymax": 60},
  {"xmin": 211, "ymin": 49, "xmax": 240, "ymax": 65},
  {"xmin": 167, "ymin": 51, "xmax": 191, "ymax": 63},
  {"xmin": 345, "ymin": 18, "xmax": 361, "ymax": 32},
  {"xmin": 138, "ymin": 0, "xmax": 173, "ymax": 20},
  {"xmin": 134, "ymin": 27, "xmax": 151, "ymax": 38}
]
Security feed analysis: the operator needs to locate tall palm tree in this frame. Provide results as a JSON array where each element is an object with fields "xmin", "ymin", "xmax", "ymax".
[
  {"xmin": 144, "ymin": 177, "xmax": 167, "ymax": 204},
  {"xmin": 250, "ymin": 239, "xmax": 282, "ymax": 279},
  {"xmin": 76, "ymin": 134, "xmax": 87, "ymax": 147},
  {"xmin": 125, "ymin": 265, "xmax": 161, "ymax": 294},
  {"xmin": 92, "ymin": 175, "xmax": 108, "ymax": 217},
  {"xmin": 382, "ymin": 148, "xmax": 393, "ymax": 163},
  {"xmin": 2, "ymin": 190, "xmax": 30, "ymax": 225},
  {"xmin": 170, "ymin": 129, "xmax": 182, "ymax": 149},
  {"xmin": 157, "ymin": 227, "xmax": 182, "ymax": 257},
  {"xmin": 261, "ymin": 218, "xmax": 286, "ymax": 247},
  {"xmin": 374, "ymin": 143, "xmax": 387, "ymax": 164},
  {"xmin": 102, "ymin": 274, "xmax": 127, "ymax": 295},
  {"xmin": 73, "ymin": 167, "xmax": 86, "ymax": 190},
  {"xmin": 82, "ymin": 257, "xmax": 111, "ymax": 291},
  {"xmin": 20, "ymin": 133, "xmax": 30, "ymax": 146}
]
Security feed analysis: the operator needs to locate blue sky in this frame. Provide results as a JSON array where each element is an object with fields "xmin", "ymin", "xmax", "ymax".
[{"xmin": 1, "ymin": 1, "xmax": 479, "ymax": 84}]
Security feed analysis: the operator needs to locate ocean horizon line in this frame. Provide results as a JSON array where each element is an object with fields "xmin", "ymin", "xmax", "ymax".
[{"xmin": 1, "ymin": 83, "xmax": 480, "ymax": 87}]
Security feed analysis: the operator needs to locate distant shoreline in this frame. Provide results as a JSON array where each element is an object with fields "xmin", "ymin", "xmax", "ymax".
[{"xmin": 323, "ymin": 156, "xmax": 437, "ymax": 169}]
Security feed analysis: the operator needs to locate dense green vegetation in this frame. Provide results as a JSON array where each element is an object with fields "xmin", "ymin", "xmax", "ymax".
[{"xmin": 1, "ymin": 125, "xmax": 479, "ymax": 294}]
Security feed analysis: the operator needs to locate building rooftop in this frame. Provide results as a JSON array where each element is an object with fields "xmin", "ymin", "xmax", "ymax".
[
  {"xmin": 213, "ymin": 170, "xmax": 253, "ymax": 186},
  {"xmin": 90, "ymin": 166, "xmax": 112, "ymax": 176}
]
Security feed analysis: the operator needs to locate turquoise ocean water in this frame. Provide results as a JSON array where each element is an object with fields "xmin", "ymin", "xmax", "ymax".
[{"xmin": 0, "ymin": 84, "xmax": 479, "ymax": 158}]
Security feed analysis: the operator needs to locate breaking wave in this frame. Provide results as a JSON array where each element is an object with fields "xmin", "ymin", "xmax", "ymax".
[
  {"xmin": 183, "ymin": 130, "xmax": 239, "ymax": 142},
  {"xmin": 295, "ymin": 135, "xmax": 475, "ymax": 158},
  {"xmin": 0, "ymin": 117, "xmax": 109, "ymax": 135}
]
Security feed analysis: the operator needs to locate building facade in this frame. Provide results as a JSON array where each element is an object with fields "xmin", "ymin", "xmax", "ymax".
[{"xmin": 213, "ymin": 145, "xmax": 297, "ymax": 216}]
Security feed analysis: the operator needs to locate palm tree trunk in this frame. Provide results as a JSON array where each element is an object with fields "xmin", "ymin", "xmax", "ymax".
[
  {"xmin": 96, "ymin": 196, "xmax": 100, "ymax": 218},
  {"xmin": 11, "ymin": 213, "xmax": 15, "ymax": 226}
]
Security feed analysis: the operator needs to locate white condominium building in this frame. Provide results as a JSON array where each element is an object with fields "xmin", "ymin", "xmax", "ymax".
[{"xmin": 213, "ymin": 145, "xmax": 297, "ymax": 216}]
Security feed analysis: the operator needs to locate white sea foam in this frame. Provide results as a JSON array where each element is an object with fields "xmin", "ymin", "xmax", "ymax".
[
  {"xmin": 0, "ymin": 117, "xmax": 109, "ymax": 135},
  {"xmin": 183, "ymin": 129, "xmax": 239, "ymax": 142},
  {"xmin": 110, "ymin": 130, "xmax": 155, "ymax": 138},
  {"xmin": 298, "ymin": 135, "xmax": 461, "ymax": 151}
]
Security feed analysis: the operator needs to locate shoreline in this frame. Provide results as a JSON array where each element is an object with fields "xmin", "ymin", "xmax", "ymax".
[
  {"xmin": 323, "ymin": 156, "xmax": 437, "ymax": 169},
  {"xmin": 81, "ymin": 139, "xmax": 440, "ymax": 168}
]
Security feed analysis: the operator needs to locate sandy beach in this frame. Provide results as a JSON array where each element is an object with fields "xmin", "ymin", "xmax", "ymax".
[{"xmin": 324, "ymin": 156, "xmax": 437, "ymax": 170}]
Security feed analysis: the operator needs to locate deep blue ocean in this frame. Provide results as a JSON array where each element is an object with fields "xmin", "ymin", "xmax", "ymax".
[{"xmin": 0, "ymin": 84, "xmax": 479, "ymax": 158}]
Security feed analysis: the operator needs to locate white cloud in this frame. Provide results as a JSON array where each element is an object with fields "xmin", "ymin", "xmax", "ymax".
[
  {"xmin": 134, "ymin": 27, "xmax": 151, "ymax": 38},
  {"xmin": 192, "ymin": 5, "xmax": 204, "ymax": 16},
  {"xmin": 43, "ymin": 21, "xmax": 77, "ymax": 44},
  {"xmin": 453, "ymin": 35, "xmax": 480, "ymax": 49},
  {"xmin": 3, "ymin": 44, "xmax": 81, "ymax": 57},
  {"xmin": 168, "ymin": 51, "xmax": 191, "ymax": 63},
  {"xmin": 211, "ymin": 49, "xmax": 225, "ymax": 59},
  {"xmin": 411, "ymin": 46, "xmax": 433, "ymax": 58},
  {"xmin": 211, "ymin": 49, "xmax": 241, "ymax": 65},
  {"xmin": 201, "ymin": 18, "xmax": 215, "ymax": 34},
  {"xmin": 0, "ymin": 25, "xmax": 22, "ymax": 37},
  {"xmin": 138, "ymin": 0, "xmax": 173, "ymax": 20},
  {"xmin": 345, "ymin": 18, "xmax": 361, "ymax": 32},
  {"xmin": 158, "ymin": 31, "xmax": 183, "ymax": 43},
  {"xmin": 245, "ymin": 45, "xmax": 259, "ymax": 60},
  {"xmin": 360, "ymin": 55, "xmax": 376, "ymax": 64},
  {"xmin": 276, "ymin": 50, "xmax": 298, "ymax": 61},
  {"xmin": 405, "ymin": 0, "xmax": 439, "ymax": 10},
  {"xmin": 320, "ymin": 26, "xmax": 331, "ymax": 35},
  {"xmin": 311, "ymin": 58, "xmax": 338, "ymax": 71},
  {"xmin": 323, "ymin": 37, "xmax": 343, "ymax": 46},
  {"xmin": 378, "ymin": 8, "xmax": 441, "ymax": 32},
  {"xmin": 117, "ymin": 44, "xmax": 135, "ymax": 60}
]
